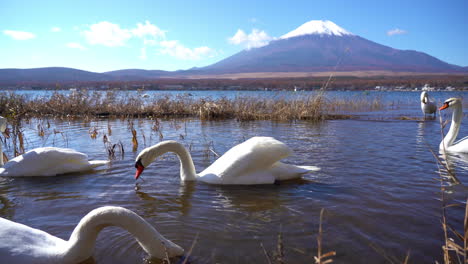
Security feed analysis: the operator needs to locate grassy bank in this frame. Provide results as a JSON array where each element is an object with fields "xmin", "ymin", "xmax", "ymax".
[{"xmin": 0, "ymin": 90, "xmax": 382, "ymax": 121}]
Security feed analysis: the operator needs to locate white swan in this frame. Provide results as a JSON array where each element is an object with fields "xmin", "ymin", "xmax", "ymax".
[
  {"xmin": 420, "ymin": 91, "xmax": 436, "ymax": 118},
  {"xmin": 134, "ymin": 137, "xmax": 320, "ymax": 185},
  {"xmin": 0, "ymin": 116, "xmax": 108, "ymax": 177},
  {"xmin": 0, "ymin": 206, "xmax": 184, "ymax": 263},
  {"xmin": 439, "ymin": 97, "xmax": 468, "ymax": 153}
]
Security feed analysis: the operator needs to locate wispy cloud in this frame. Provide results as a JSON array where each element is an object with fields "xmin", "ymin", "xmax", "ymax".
[
  {"xmin": 139, "ymin": 47, "xmax": 147, "ymax": 60},
  {"xmin": 3, "ymin": 30, "xmax": 36, "ymax": 40},
  {"xmin": 249, "ymin": 17, "xmax": 258, "ymax": 23},
  {"xmin": 66, "ymin": 42, "xmax": 87, "ymax": 50},
  {"xmin": 159, "ymin": 40, "xmax": 216, "ymax": 60},
  {"xmin": 51, "ymin": 27, "xmax": 61, "ymax": 32},
  {"xmin": 132, "ymin": 21, "xmax": 165, "ymax": 39},
  {"xmin": 387, "ymin": 28, "xmax": 408, "ymax": 36},
  {"xmin": 228, "ymin": 29, "xmax": 273, "ymax": 49}
]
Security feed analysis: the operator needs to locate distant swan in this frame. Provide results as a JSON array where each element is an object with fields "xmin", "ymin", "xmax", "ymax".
[
  {"xmin": 134, "ymin": 137, "xmax": 320, "ymax": 185},
  {"xmin": 439, "ymin": 97, "xmax": 468, "ymax": 153},
  {"xmin": 0, "ymin": 206, "xmax": 184, "ymax": 263},
  {"xmin": 420, "ymin": 91, "xmax": 436, "ymax": 118},
  {"xmin": 0, "ymin": 116, "xmax": 108, "ymax": 177}
]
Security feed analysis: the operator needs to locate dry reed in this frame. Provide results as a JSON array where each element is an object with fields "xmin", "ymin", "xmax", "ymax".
[{"xmin": 0, "ymin": 91, "xmax": 383, "ymax": 121}]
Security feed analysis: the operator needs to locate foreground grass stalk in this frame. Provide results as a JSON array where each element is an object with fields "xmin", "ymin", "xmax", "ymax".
[{"xmin": 315, "ymin": 208, "xmax": 336, "ymax": 264}]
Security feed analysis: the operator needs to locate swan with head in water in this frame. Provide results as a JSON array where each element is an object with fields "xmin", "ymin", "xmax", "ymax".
[
  {"xmin": 0, "ymin": 206, "xmax": 184, "ymax": 263},
  {"xmin": 439, "ymin": 97, "xmax": 468, "ymax": 153},
  {"xmin": 0, "ymin": 116, "xmax": 108, "ymax": 177},
  {"xmin": 420, "ymin": 91, "xmax": 436, "ymax": 119},
  {"xmin": 134, "ymin": 137, "xmax": 320, "ymax": 185}
]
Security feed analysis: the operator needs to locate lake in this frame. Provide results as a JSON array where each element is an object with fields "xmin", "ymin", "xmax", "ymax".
[{"xmin": 0, "ymin": 90, "xmax": 467, "ymax": 263}]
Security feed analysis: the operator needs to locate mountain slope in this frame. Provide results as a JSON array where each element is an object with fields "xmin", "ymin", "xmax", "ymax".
[{"xmin": 0, "ymin": 67, "xmax": 115, "ymax": 83}]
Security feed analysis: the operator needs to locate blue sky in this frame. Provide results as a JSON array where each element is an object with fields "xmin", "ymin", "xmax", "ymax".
[{"xmin": 1, "ymin": 0, "xmax": 467, "ymax": 72}]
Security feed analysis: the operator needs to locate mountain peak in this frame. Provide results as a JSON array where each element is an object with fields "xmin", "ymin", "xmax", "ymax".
[{"xmin": 280, "ymin": 20, "xmax": 353, "ymax": 39}]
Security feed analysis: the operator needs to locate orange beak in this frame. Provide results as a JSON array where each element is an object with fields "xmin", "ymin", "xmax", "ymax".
[
  {"xmin": 135, "ymin": 163, "xmax": 145, "ymax": 180},
  {"xmin": 439, "ymin": 102, "xmax": 449, "ymax": 111}
]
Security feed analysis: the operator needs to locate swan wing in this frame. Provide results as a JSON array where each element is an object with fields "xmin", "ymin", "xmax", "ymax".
[
  {"xmin": 199, "ymin": 137, "xmax": 292, "ymax": 183},
  {"xmin": 2, "ymin": 147, "xmax": 107, "ymax": 176}
]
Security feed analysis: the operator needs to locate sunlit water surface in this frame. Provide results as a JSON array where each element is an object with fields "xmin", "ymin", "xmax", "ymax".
[{"xmin": 0, "ymin": 91, "xmax": 467, "ymax": 263}]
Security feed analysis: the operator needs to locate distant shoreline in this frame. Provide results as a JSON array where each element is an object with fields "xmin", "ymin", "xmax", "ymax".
[{"xmin": 1, "ymin": 72, "xmax": 467, "ymax": 91}]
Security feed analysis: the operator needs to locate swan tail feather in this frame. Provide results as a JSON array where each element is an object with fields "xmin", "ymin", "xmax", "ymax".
[
  {"xmin": 89, "ymin": 160, "xmax": 110, "ymax": 168},
  {"xmin": 297, "ymin": 165, "xmax": 321, "ymax": 172}
]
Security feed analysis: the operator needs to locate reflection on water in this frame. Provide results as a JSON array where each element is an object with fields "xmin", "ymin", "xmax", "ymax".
[{"xmin": 0, "ymin": 93, "xmax": 467, "ymax": 263}]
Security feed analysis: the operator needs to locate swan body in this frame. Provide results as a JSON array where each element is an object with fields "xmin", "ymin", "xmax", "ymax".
[
  {"xmin": 0, "ymin": 116, "xmax": 108, "ymax": 176},
  {"xmin": 135, "ymin": 137, "xmax": 320, "ymax": 185},
  {"xmin": 0, "ymin": 147, "xmax": 109, "ymax": 177},
  {"xmin": 439, "ymin": 97, "xmax": 468, "ymax": 153},
  {"xmin": 0, "ymin": 206, "xmax": 184, "ymax": 264},
  {"xmin": 420, "ymin": 91, "xmax": 436, "ymax": 118}
]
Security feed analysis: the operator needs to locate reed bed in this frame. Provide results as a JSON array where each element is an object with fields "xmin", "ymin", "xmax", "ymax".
[{"xmin": 0, "ymin": 91, "xmax": 383, "ymax": 121}]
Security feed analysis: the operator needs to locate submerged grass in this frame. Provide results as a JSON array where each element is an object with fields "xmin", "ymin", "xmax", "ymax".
[{"xmin": 0, "ymin": 91, "xmax": 383, "ymax": 121}]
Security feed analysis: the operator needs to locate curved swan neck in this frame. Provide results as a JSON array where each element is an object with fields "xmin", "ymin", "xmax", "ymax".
[
  {"xmin": 142, "ymin": 141, "xmax": 197, "ymax": 181},
  {"xmin": 63, "ymin": 206, "xmax": 182, "ymax": 262},
  {"xmin": 443, "ymin": 103, "xmax": 463, "ymax": 148}
]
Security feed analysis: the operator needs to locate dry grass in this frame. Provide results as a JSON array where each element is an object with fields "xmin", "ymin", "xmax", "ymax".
[{"xmin": 0, "ymin": 91, "xmax": 383, "ymax": 121}]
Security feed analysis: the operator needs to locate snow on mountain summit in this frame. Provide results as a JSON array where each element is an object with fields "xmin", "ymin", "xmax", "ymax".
[{"xmin": 280, "ymin": 20, "xmax": 353, "ymax": 39}]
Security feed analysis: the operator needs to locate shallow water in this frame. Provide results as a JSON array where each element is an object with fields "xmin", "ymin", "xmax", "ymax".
[{"xmin": 1, "ymin": 91, "xmax": 467, "ymax": 263}]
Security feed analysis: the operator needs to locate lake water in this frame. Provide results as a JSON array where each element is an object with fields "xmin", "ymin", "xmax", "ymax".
[{"xmin": 0, "ymin": 90, "xmax": 467, "ymax": 263}]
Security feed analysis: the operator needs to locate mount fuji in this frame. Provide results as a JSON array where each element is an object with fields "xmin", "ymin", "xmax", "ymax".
[{"xmin": 194, "ymin": 20, "xmax": 465, "ymax": 74}]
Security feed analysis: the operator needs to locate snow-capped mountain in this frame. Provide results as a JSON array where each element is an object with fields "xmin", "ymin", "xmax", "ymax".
[
  {"xmin": 280, "ymin": 20, "xmax": 353, "ymax": 39},
  {"xmin": 196, "ymin": 20, "xmax": 465, "ymax": 74}
]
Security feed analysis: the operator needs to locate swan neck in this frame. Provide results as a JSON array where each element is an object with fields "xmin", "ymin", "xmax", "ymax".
[
  {"xmin": 63, "ymin": 206, "xmax": 182, "ymax": 262},
  {"xmin": 147, "ymin": 141, "xmax": 197, "ymax": 181},
  {"xmin": 443, "ymin": 104, "xmax": 462, "ymax": 148}
]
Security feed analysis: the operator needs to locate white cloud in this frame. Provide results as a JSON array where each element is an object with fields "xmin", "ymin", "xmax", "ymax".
[
  {"xmin": 144, "ymin": 39, "xmax": 158, "ymax": 46},
  {"xmin": 132, "ymin": 20, "xmax": 165, "ymax": 38},
  {"xmin": 387, "ymin": 28, "xmax": 408, "ymax": 36},
  {"xmin": 66, "ymin": 42, "xmax": 87, "ymax": 50},
  {"xmin": 228, "ymin": 28, "xmax": 272, "ymax": 49},
  {"xmin": 83, "ymin": 21, "xmax": 132, "ymax": 47},
  {"xmin": 51, "ymin": 27, "xmax": 61, "ymax": 32},
  {"xmin": 3, "ymin": 30, "xmax": 36, "ymax": 40},
  {"xmin": 82, "ymin": 21, "xmax": 166, "ymax": 47},
  {"xmin": 159, "ymin": 40, "xmax": 216, "ymax": 60},
  {"xmin": 79, "ymin": 20, "xmax": 215, "ymax": 61}
]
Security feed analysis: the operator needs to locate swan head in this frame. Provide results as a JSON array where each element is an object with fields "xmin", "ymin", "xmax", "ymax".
[
  {"xmin": 134, "ymin": 141, "xmax": 179, "ymax": 179},
  {"xmin": 420, "ymin": 91, "xmax": 428, "ymax": 103},
  {"xmin": 440, "ymin": 97, "xmax": 462, "ymax": 111}
]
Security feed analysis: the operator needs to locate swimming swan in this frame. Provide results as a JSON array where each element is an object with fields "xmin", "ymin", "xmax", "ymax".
[
  {"xmin": 134, "ymin": 137, "xmax": 320, "ymax": 185},
  {"xmin": 420, "ymin": 91, "xmax": 436, "ymax": 118},
  {"xmin": 0, "ymin": 116, "xmax": 108, "ymax": 177},
  {"xmin": 0, "ymin": 206, "xmax": 184, "ymax": 263},
  {"xmin": 439, "ymin": 97, "xmax": 468, "ymax": 153}
]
